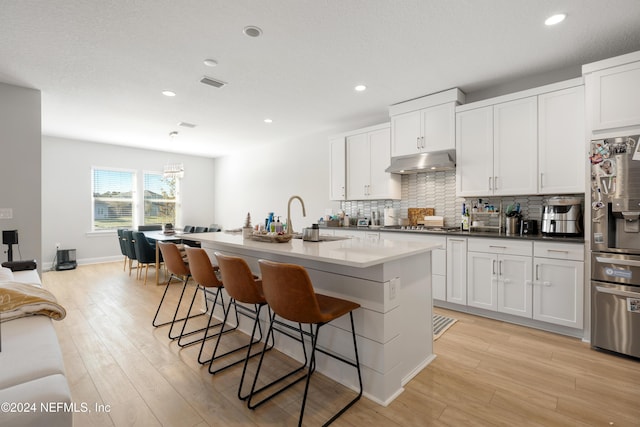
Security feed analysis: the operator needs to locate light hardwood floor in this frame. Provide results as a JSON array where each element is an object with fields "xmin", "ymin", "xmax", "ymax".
[{"xmin": 42, "ymin": 262, "xmax": 640, "ymax": 426}]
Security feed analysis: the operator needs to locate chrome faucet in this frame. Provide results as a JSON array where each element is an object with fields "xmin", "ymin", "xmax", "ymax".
[{"xmin": 286, "ymin": 195, "xmax": 306, "ymax": 235}]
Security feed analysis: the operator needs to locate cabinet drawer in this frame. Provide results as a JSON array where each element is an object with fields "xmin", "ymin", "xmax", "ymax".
[
  {"xmin": 468, "ymin": 238, "xmax": 532, "ymax": 256},
  {"xmin": 534, "ymin": 241, "xmax": 584, "ymax": 261}
]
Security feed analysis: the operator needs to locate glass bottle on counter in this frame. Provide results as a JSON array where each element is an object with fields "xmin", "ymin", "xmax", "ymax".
[{"xmin": 461, "ymin": 203, "xmax": 470, "ymax": 231}]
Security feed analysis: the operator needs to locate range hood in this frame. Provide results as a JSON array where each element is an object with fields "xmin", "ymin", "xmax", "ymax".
[{"xmin": 385, "ymin": 150, "xmax": 456, "ymax": 174}]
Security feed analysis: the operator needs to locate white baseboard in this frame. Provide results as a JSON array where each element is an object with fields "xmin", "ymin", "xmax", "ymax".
[{"xmin": 43, "ymin": 255, "xmax": 123, "ymax": 271}]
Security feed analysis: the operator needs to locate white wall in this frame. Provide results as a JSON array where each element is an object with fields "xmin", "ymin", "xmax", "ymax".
[
  {"xmin": 41, "ymin": 136, "xmax": 216, "ymax": 268},
  {"xmin": 213, "ymin": 130, "xmax": 343, "ymax": 233},
  {"xmin": 0, "ymin": 83, "xmax": 41, "ymax": 270}
]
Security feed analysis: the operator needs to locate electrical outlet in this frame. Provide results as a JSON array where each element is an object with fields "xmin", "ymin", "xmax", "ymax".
[
  {"xmin": 389, "ymin": 278, "xmax": 399, "ymax": 300},
  {"xmin": 0, "ymin": 208, "xmax": 13, "ymax": 219}
]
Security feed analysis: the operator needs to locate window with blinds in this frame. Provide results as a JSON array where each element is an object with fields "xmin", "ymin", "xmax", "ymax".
[
  {"xmin": 91, "ymin": 168, "xmax": 135, "ymax": 231},
  {"xmin": 143, "ymin": 172, "xmax": 178, "ymax": 226}
]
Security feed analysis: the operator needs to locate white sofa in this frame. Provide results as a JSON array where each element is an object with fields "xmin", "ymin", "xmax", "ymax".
[{"xmin": 0, "ymin": 268, "xmax": 72, "ymax": 427}]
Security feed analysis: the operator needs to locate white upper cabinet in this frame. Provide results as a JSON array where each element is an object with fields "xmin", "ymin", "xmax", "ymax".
[
  {"xmin": 456, "ymin": 97, "xmax": 537, "ymax": 197},
  {"xmin": 583, "ymin": 51, "xmax": 640, "ymax": 133},
  {"xmin": 391, "ymin": 103, "xmax": 457, "ymax": 156},
  {"xmin": 538, "ymin": 86, "xmax": 586, "ymax": 194},
  {"xmin": 389, "ymin": 88, "xmax": 465, "ymax": 157},
  {"xmin": 455, "ymin": 106, "xmax": 494, "ymax": 196},
  {"xmin": 329, "ymin": 136, "xmax": 346, "ymax": 200},
  {"xmin": 493, "ymin": 96, "xmax": 538, "ymax": 196},
  {"xmin": 456, "ymin": 78, "xmax": 585, "ymax": 197},
  {"xmin": 346, "ymin": 124, "xmax": 401, "ymax": 200}
]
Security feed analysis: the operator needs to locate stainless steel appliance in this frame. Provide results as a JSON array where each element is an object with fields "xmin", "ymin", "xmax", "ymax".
[
  {"xmin": 541, "ymin": 196, "xmax": 582, "ymax": 236},
  {"xmin": 520, "ymin": 219, "xmax": 538, "ymax": 235},
  {"xmin": 590, "ymin": 134, "xmax": 640, "ymax": 358}
]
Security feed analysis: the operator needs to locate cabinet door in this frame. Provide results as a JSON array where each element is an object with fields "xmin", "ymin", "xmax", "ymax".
[
  {"xmin": 346, "ymin": 133, "xmax": 369, "ymax": 200},
  {"xmin": 367, "ymin": 127, "xmax": 399, "ymax": 199},
  {"xmin": 493, "ymin": 96, "xmax": 538, "ymax": 195},
  {"xmin": 422, "ymin": 103, "xmax": 456, "ymax": 152},
  {"xmin": 497, "ymin": 254, "xmax": 532, "ymax": 318},
  {"xmin": 391, "ymin": 110, "xmax": 421, "ymax": 157},
  {"xmin": 456, "ymin": 106, "xmax": 494, "ymax": 196},
  {"xmin": 533, "ymin": 258, "xmax": 584, "ymax": 329},
  {"xmin": 446, "ymin": 238, "xmax": 467, "ymax": 305},
  {"xmin": 467, "ymin": 252, "xmax": 497, "ymax": 310},
  {"xmin": 329, "ymin": 137, "xmax": 346, "ymax": 200},
  {"xmin": 588, "ymin": 61, "xmax": 640, "ymax": 131},
  {"xmin": 538, "ymin": 86, "xmax": 585, "ymax": 194}
]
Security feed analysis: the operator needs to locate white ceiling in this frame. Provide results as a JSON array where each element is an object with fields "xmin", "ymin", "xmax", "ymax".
[{"xmin": 1, "ymin": 0, "xmax": 640, "ymax": 158}]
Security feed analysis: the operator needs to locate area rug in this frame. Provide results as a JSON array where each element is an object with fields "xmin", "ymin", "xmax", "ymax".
[{"xmin": 433, "ymin": 314, "xmax": 457, "ymax": 340}]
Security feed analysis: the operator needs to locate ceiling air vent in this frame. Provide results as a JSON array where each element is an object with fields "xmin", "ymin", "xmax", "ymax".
[{"xmin": 200, "ymin": 76, "xmax": 227, "ymax": 88}]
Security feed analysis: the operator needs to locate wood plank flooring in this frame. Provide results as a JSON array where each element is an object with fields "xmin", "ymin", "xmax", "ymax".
[{"xmin": 42, "ymin": 262, "xmax": 640, "ymax": 426}]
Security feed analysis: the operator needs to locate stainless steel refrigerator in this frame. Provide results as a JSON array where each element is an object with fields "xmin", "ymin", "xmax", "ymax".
[{"xmin": 590, "ymin": 134, "xmax": 640, "ymax": 358}]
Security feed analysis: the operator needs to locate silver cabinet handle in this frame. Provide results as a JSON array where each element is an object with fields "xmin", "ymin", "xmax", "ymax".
[
  {"xmin": 421, "ymin": 136, "xmax": 426, "ymax": 149},
  {"xmin": 488, "ymin": 177, "xmax": 492, "ymax": 191},
  {"xmin": 341, "ymin": 186, "xmax": 345, "ymax": 197},
  {"xmin": 596, "ymin": 285, "xmax": 640, "ymax": 298},
  {"xmin": 489, "ymin": 245, "xmax": 507, "ymax": 249},
  {"xmin": 535, "ymin": 264, "xmax": 540, "ymax": 281},
  {"xmin": 540, "ymin": 172, "xmax": 544, "ymax": 188},
  {"xmin": 416, "ymin": 137, "xmax": 421, "ymax": 150},
  {"xmin": 492, "ymin": 259, "xmax": 496, "ymax": 275},
  {"xmin": 499, "ymin": 260, "xmax": 503, "ymax": 276},
  {"xmin": 595, "ymin": 256, "xmax": 640, "ymax": 267},
  {"xmin": 494, "ymin": 176, "xmax": 498, "ymax": 190}
]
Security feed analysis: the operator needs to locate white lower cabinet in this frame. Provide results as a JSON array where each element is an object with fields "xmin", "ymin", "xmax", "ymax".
[
  {"xmin": 467, "ymin": 238, "xmax": 533, "ymax": 317},
  {"xmin": 446, "ymin": 237, "xmax": 467, "ymax": 305},
  {"xmin": 532, "ymin": 242, "xmax": 585, "ymax": 329}
]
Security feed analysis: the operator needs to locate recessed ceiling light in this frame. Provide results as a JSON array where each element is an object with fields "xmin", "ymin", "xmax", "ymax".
[
  {"xmin": 162, "ymin": 90, "xmax": 176, "ymax": 97},
  {"xmin": 203, "ymin": 59, "xmax": 218, "ymax": 67},
  {"xmin": 264, "ymin": 118, "xmax": 273, "ymax": 124},
  {"xmin": 355, "ymin": 85, "xmax": 367, "ymax": 92},
  {"xmin": 545, "ymin": 13, "xmax": 566, "ymax": 26},
  {"xmin": 243, "ymin": 26, "xmax": 263, "ymax": 37}
]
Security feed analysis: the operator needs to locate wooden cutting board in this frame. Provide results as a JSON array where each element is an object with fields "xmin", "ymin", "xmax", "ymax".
[{"xmin": 407, "ymin": 208, "xmax": 435, "ymax": 225}]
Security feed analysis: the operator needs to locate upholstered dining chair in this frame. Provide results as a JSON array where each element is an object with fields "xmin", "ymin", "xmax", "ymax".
[
  {"xmin": 251, "ymin": 259, "xmax": 363, "ymax": 426},
  {"xmin": 132, "ymin": 231, "xmax": 161, "ymax": 286},
  {"xmin": 153, "ymin": 242, "xmax": 209, "ymax": 340},
  {"xmin": 183, "ymin": 225, "xmax": 195, "ymax": 233},
  {"xmin": 117, "ymin": 229, "xmax": 128, "ymax": 271},
  {"xmin": 194, "ymin": 226, "xmax": 208, "ymax": 233},
  {"xmin": 122, "ymin": 230, "xmax": 138, "ymax": 277},
  {"xmin": 137, "ymin": 224, "xmax": 162, "ymax": 231}
]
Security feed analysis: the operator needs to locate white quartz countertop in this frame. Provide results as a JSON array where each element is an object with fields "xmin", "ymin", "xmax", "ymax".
[{"xmin": 195, "ymin": 232, "xmax": 440, "ymax": 268}]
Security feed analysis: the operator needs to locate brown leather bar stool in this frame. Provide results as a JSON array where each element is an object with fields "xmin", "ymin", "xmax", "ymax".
[
  {"xmin": 211, "ymin": 252, "xmax": 274, "ymax": 395},
  {"xmin": 152, "ymin": 242, "xmax": 211, "ymax": 341},
  {"xmin": 177, "ymin": 247, "xmax": 237, "ymax": 348},
  {"xmin": 252, "ymin": 259, "xmax": 363, "ymax": 427}
]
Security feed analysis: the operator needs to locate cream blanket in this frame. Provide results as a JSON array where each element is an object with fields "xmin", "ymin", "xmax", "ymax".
[{"xmin": 0, "ymin": 281, "xmax": 66, "ymax": 322}]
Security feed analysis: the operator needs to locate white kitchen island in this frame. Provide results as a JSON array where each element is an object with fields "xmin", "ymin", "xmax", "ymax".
[{"xmin": 196, "ymin": 232, "xmax": 440, "ymax": 406}]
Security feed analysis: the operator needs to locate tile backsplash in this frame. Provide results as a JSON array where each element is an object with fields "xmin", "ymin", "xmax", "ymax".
[{"xmin": 340, "ymin": 170, "xmax": 583, "ymax": 228}]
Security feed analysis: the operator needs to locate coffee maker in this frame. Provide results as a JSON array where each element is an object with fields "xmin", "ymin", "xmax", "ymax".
[{"xmin": 541, "ymin": 196, "xmax": 582, "ymax": 236}]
